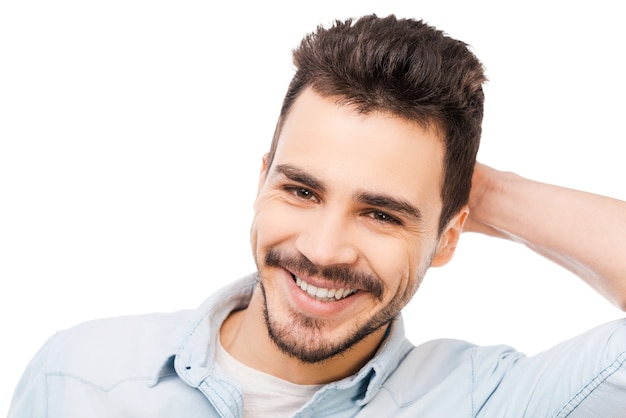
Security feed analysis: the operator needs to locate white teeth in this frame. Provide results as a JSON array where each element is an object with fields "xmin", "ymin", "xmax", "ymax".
[
  {"xmin": 296, "ymin": 277, "xmax": 307, "ymax": 291},
  {"xmin": 306, "ymin": 284, "xmax": 318, "ymax": 297},
  {"xmin": 316, "ymin": 287, "xmax": 328, "ymax": 298},
  {"xmin": 294, "ymin": 276, "xmax": 355, "ymax": 301}
]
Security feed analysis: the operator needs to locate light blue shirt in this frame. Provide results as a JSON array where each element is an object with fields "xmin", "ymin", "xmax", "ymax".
[{"xmin": 9, "ymin": 274, "xmax": 626, "ymax": 417}]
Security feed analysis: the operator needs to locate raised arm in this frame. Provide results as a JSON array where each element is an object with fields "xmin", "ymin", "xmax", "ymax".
[{"xmin": 464, "ymin": 163, "xmax": 626, "ymax": 310}]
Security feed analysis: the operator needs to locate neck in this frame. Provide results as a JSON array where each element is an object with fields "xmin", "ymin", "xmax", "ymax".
[{"xmin": 219, "ymin": 287, "xmax": 386, "ymax": 385}]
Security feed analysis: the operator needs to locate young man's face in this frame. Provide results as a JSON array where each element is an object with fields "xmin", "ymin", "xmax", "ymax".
[{"xmin": 250, "ymin": 88, "xmax": 465, "ymax": 363}]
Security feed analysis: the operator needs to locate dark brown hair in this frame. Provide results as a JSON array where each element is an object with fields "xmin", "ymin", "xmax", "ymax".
[{"xmin": 266, "ymin": 14, "xmax": 487, "ymax": 233}]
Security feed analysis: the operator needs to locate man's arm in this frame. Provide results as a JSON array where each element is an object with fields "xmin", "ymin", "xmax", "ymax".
[{"xmin": 464, "ymin": 163, "xmax": 626, "ymax": 310}]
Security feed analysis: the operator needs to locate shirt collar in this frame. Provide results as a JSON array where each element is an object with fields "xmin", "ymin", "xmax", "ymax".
[{"xmin": 174, "ymin": 274, "xmax": 258, "ymax": 386}]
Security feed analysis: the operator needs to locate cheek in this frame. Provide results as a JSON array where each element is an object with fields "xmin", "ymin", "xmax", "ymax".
[
  {"xmin": 366, "ymin": 236, "xmax": 434, "ymax": 302},
  {"xmin": 251, "ymin": 199, "xmax": 302, "ymax": 252},
  {"xmin": 365, "ymin": 238, "xmax": 414, "ymax": 293}
]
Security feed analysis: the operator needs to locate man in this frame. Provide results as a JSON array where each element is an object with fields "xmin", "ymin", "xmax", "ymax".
[{"xmin": 9, "ymin": 14, "xmax": 626, "ymax": 417}]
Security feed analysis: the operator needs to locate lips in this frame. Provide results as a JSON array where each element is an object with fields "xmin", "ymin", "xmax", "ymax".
[
  {"xmin": 265, "ymin": 248, "xmax": 383, "ymax": 301},
  {"xmin": 294, "ymin": 275, "xmax": 357, "ymax": 301}
]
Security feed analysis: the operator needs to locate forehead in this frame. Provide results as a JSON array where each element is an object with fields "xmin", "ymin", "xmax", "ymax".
[{"xmin": 272, "ymin": 88, "xmax": 445, "ymax": 214}]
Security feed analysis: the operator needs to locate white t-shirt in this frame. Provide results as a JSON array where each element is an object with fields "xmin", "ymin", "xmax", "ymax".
[{"xmin": 215, "ymin": 338, "xmax": 324, "ymax": 417}]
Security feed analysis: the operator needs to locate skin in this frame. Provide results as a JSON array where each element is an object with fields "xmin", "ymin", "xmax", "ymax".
[{"xmin": 220, "ymin": 88, "xmax": 467, "ymax": 384}]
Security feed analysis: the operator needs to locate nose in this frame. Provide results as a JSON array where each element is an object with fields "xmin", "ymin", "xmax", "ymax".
[{"xmin": 295, "ymin": 208, "xmax": 359, "ymax": 267}]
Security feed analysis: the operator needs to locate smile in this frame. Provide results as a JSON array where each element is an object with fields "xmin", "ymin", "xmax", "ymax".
[{"xmin": 294, "ymin": 275, "xmax": 357, "ymax": 301}]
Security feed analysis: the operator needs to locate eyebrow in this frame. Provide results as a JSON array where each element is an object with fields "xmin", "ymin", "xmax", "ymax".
[
  {"xmin": 274, "ymin": 164, "xmax": 326, "ymax": 192},
  {"xmin": 354, "ymin": 191, "xmax": 423, "ymax": 223}
]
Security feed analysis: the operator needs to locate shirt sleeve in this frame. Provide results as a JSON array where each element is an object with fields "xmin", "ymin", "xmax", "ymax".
[
  {"xmin": 7, "ymin": 334, "xmax": 55, "ymax": 418},
  {"xmin": 472, "ymin": 318, "xmax": 626, "ymax": 417}
]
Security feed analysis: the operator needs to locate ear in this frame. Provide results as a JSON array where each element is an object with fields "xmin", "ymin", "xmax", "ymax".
[
  {"xmin": 257, "ymin": 153, "xmax": 270, "ymax": 194},
  {"xmin": 431, "ymin": 205, "xmax": 469, "ymax": 267}
]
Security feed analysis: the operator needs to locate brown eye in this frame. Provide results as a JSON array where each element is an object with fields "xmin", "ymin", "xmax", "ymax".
[
  {"xmin": 283, "ymin": 185, "xmax": 318, "ymax": 202},
  {"xmin": 295, "ymin": 187, "xmax": 314, "ymax": 199},
  {"xmin": 370, "ymin": 211, "xmax": 400, "ymax": 225}
]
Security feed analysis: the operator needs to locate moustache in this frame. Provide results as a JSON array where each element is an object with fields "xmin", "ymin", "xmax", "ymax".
[{"xmin": 264, "ymin": 248, "xmax": 384, "ymax": 301}]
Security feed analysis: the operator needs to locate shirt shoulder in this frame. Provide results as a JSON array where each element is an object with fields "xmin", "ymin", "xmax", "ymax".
[
  {"xmin": 364, "ymin": 320, "xmax": 626, "ymax": 416},
  {"xmin": 475, "ymin": 318, "xmax": 626, "ymax": 416},
  {"xmin": 370, "ymin": 338, "xmax": 488, "ymax": 412},
  {"xmin": 43, "ymin": 310, "xmax": 195, "ymax": 389}
]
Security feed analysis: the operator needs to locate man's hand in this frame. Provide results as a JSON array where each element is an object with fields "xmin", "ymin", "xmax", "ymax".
[{"xmin": 464, "ymin": 163, "xmax": 510, "ymax": 239}]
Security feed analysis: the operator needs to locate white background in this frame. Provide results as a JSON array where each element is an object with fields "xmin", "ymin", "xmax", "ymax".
[{"xmin": 1, "ymin": 1, "xmax": 624, "ymax": 413}]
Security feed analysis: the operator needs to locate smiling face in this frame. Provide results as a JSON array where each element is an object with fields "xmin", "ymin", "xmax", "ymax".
[{"xmin": 250, "ymin": 88, "xmax": 466, "ymax": 364}]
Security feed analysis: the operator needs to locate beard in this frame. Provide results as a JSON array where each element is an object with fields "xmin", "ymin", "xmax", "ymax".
[{"xmin": 256, "ymin": 248, "xmax": 426, "ymax": 364}]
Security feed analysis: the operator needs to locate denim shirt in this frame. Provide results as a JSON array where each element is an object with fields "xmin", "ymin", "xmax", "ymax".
[{"xmin": 9, "ymin": 274, "xmax": 626, "ymax": 417}]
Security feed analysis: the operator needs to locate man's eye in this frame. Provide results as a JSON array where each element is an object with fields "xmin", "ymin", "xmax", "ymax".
[
  {"xmin": 284, "ymin": 186, "xmax": 317, "ymax": 201},
  {"xmin": 370, "ymin": 211, "xmax": 400, "ymax": 225},
  {"xmin": 295, "ymin": 187, "xmax": 314, "ymax": 199}
]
